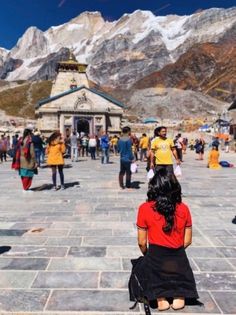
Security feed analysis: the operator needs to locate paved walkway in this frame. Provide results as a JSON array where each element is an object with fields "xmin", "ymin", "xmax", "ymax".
[{"xmin": 0, "ymin": 149, "xmax": 236, "ymax": 314}]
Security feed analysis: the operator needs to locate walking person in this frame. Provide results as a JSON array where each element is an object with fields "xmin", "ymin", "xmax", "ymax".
[
  {"xmin": 70, "ymin": 131, "xmax": 78, "ymax": 162},
  {"xmin": 32, "ymin": 131, "xmax": 43, "ymax": 167},
  {"xmin": 12, "ymin": 128, "xmax": 36, "ymax": 191},
  {"xmin": 132, "ymin": 169, "xmax": 199, "ymax": 310},
  {"xmin": 139, "ymin": 133, "xmax": 149, "ymax": 162},
  {"xmin": 150, "ymin": 126, "xmax": 180, "ymax": 175},
  {"xmin": 174, "ymin": 133, "xmax": 184, "ymax": 162},
  {"xmin": 95, "ymin": 135, "xmax": 100, "ymax": 157},
  {"xmin": 195, "ymin": 137, "xmax": 205, "ymax": 160},
  {"xmin": 101, "ymin": 132, "xmax": 110, "ymax": 164},
  {"xmin": 89, "ymin": 135, "xmax": 97, "ymax": 160},
  {"xmin": 46, "ymin": 132, "xmax": 66, "ymax": 190},
  {"xmin": 81, "ymin": 134, "xmax": 89, "ymax": 157},
  {"xmin": 117, "ymin": 126, "xmax": 134, "ymax": 189},
  {"xmin": 0, "ymin": 134, "xmax": 7, "ymax": 162},
  {"xmin": 224, "ymin": 136, "xmax": 230, "ymax": 153}
]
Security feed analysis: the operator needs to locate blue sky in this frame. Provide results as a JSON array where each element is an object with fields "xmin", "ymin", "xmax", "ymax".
[{"xmin": 0, "ymin": 0, "xmax": 235, "ymax": 49}]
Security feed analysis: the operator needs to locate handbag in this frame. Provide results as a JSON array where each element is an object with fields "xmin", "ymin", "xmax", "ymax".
[
  {"xmin": 174, "ymin": 165, "xmax": 182, "ymax": 177},
  {"xmin": 131, "ymin": 162, "xmax": 138, "ymax": 173},
  {"xmin": 128, "ymin": 256, "xmax": 151, "ymax": 314}
]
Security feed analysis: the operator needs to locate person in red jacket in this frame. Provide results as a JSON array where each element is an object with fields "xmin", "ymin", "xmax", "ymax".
[{"xmin": 136, "ymin": 169, "xmax": 199, "ymax": 311}]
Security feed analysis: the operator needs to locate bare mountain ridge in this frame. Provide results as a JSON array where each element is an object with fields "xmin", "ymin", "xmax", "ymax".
[
  {"xmin": 0, "ymin": 8, "xmax": 235, "ymax": 119},
  {"xmin": 0, "ymin": 7, "xmax": 235, "ymax": 85},
  {"xmin": 132, "ymin": 26, "xmax": 236, "ymax": 103}
]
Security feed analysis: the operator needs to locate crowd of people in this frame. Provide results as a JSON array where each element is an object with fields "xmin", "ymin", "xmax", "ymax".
[{"xmin": 0, "ymin": 126, "xmax": 234, "ymax": 193}]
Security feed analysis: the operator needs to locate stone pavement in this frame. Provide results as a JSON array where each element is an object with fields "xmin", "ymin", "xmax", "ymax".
[{"xmin": 0, "ymin": 149, "xmax": 235, "ymax": 315}]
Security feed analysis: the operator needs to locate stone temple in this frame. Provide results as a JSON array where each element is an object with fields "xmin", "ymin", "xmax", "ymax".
[{"xmin": 36, "ymin": 53, "xmax": 125, "ymax": 136}]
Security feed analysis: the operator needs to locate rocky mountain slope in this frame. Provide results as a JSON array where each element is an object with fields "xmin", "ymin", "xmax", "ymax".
[
  {"xmin": 0, "ymin": 7, "xmax": 235, "ymax": 119},
  {"xmin": 133, "ymin": 27, "xmax": 236, "ymax": 103}
]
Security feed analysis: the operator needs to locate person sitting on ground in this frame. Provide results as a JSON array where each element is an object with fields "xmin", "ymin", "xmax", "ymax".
[
  {"xmin": 207, "ymin": 145, "xmax": 221, "ymax": 170},
  {"xmin": 135, "ymin": 169, "xmax": 199, "ymax": 311}
]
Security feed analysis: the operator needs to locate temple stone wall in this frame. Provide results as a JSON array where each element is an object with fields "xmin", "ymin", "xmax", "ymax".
[{"xmin": 51, "ymin": 72, "xmax": 89, "ymax": 96}]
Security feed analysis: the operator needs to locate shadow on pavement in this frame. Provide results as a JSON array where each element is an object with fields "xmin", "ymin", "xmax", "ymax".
[
  {"xmin": 0, "ymin": 246, "xmax": 11, "ymax": 255},
  {"xmin": 31, "ymin": 181, "xmax": 80, "ymax": 191},
  {"xmin": 130, "ymin": 181, "xmax": 145, "ymax": 189}
]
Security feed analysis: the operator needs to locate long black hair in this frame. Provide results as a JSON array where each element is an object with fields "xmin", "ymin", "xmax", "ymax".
[
  {"xmin": 47, "ymin": 131, "xmax": 61, "ymax": 145},
  {"xmin": 147, "ymin": 169, "xmax": 182, "ymax": 233},
  {"xmin": 22, "ymin": 129, "xmax": 32, "ymax": 140}
]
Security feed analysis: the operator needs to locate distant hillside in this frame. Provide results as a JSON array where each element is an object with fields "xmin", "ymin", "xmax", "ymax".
[{"xmin": 0, "ymin": 80, "xmax": 52, "ymax": 118}]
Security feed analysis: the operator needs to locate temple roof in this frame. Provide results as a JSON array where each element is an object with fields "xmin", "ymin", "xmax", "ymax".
[
  {"xmin": 36, "ymin": 85, "xmax": 126, "ymax": 109},
  {"xmin": 57, "ymin": 52, "xmax": 88, "ymax": 72}
]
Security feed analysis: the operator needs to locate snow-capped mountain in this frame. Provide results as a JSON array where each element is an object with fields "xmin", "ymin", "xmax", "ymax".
[
  {"xmin": 0, "ymin": 7, "xmax": 235, "ymax": 88},
  {"xmin": 0, "ymin": 47, "xmax": 9, "ymax": 67}
]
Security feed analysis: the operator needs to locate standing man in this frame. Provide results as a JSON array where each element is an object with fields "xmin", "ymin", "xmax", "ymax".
[
  {"xmin": 100, "ymin": 131, "xmax": 110, "ymax": 164},
  {"xmin": 70, "ymin": 131, "xmax": 78, "ymax": 162},
  {"xmin": 150, "ymin": 126, "xmax": 180, "ymax": 175},
  {"xmin": 32, "ymin": 131, "xmax": 43, "ymax": 167},
  {"xmin": 117, "ymin": 126, "xmax": 134, "ymax": 189},
  {"xmin": 139, "ymin": 133, "xmax": 149, "ymax": 162},
  {"xmin": 174, "ymin": 133, "xmax": 184, "ymax": 162}
]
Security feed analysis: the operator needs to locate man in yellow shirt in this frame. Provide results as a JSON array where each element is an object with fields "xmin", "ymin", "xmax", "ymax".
[
  {"xmin": 150, "ymin": 126, "xmax": 180, "ymax": 175},
  {"xmin": 139, "ymin": 133, "xmax": 149, "ymax": 161}
]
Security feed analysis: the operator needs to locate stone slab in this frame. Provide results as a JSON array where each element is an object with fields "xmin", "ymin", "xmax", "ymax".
[
  {"xmin": 83, "ymin": 236, "xmax": 136, "ymax": 246},
  {"xmin": 0, "ymin": 289, "xmax": 49, "ymax": 312},
  {"xmin": 46, "ymin": 290, "xmax": 136, "ymax": 312},
  {"xmin": 0, "ymin": 271, "xmax": 36, "ymax": 288},
  {"xmin": 32, "ymin": 271, "xmax": 99, "ymax": 288},
  {"xmin": 48, "ymin": 257, "xmax": 121, "ymax": 271},
  {"xmin": 0, "ymin": 258, "xmax": 49, "ymax": 270},
  {"xmin": 68, "ymin": 246, "xmax": 106, "ymax": 257},
  {"xmin": 100, "ymin": 272, "xmax": 129, "ymax": 288},
  {"xmin": 193, "ymin": 258, "xmax": 235, "ymax": 272},
  {"xmin": 2, "ymin": 246, "xmax": 68, "ymax": 257},
  {"xmin": 211, "ymin": 291, "xmax": 236, "ymax": 314}
]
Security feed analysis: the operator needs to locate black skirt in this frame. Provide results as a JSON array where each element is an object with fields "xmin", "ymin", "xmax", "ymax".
[{"xmin": 131, "ymin": 244, "xmax": 199, "ymax": 302}]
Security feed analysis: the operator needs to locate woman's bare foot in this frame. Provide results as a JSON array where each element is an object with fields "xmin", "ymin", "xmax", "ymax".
[
  {"xmin": 157, "ymin": 298, "xmax": 170, "ymax": 311},
  {"xmin": 172, "ymin": 297, "xmax": 185, "ymax": 310}
]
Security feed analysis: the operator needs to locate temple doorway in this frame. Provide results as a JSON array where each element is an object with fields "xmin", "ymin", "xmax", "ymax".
[{"xmin": 77, "ymin": 118, "xmax": 90, "ymax": 135}]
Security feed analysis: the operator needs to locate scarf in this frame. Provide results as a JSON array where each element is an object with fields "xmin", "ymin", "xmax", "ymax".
[{"xmin": 12, "ymin": 136, "xmax": 32, "ymax": 170}]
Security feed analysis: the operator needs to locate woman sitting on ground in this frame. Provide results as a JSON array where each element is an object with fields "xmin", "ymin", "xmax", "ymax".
[
  {"xmin": 46, "ymin": 131, "xmax": 66, "ymax": 190},
  {"xmin": 207, "ymin": 145, "xmax": 221, "ymax": 170},
  {"xmin": 136, "ymin": 170, "xmax": 199, "ymax": 311}
]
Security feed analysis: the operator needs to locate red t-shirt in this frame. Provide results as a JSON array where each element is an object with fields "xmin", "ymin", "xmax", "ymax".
[{"xmin": 137, "ymin": 201, "xmax": 192, "ymax": 248}]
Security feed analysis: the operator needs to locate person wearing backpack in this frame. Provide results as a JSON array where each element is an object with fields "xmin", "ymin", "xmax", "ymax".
[{"xmin": 133, "ymin": 169, "xmax": 199, "ymax": 311}]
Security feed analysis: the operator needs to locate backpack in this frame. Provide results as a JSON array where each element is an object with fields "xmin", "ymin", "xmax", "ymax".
[
  {"xmin": 128, "ymin": 256, "xmax": 151, "ymax": 315},
  {"xmin": 219, "ymin": 160, "xmax": 234, "ymax": 168}
]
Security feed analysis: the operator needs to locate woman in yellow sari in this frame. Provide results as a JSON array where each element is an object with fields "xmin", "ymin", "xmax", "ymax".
[{"xmin": 207, "ymin": 146, "xmax": 221, "ymax": 169}]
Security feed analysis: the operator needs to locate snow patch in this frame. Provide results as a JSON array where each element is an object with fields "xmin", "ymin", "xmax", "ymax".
[
  {"xmin": 7, "ymin": 58, "xmax": 42, "ymax": 81},
  {"xmin": 132, "ymin": 14, "xmax": 191, "ymax": 50},
  {"xmin": 66, "ymin": 23, "xmax": 83, "ymax": 31}
]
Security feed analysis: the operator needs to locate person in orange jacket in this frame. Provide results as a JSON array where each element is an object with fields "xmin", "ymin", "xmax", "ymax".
[{"xmin": 46, "ymin": 131, "xmax": 66, "ymax": 190}]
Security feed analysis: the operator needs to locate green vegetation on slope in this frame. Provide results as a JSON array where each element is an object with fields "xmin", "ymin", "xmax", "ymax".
[{"xmin": 0, "ymin": 80, "xmax": 52, "ymax": 119}]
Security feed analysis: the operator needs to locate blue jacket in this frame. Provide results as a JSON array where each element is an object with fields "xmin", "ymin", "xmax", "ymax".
[
  {"xmin": 118, "ymin": 136, "xmax": 134, "ymax": 162},
  {"xmin": 100, "ymin": 135, "xmax": 109, "ymax": 149}
]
